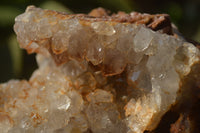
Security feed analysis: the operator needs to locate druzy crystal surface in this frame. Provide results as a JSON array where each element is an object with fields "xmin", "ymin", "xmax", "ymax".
[{"xmin": 0, "ymin": 6, "xmax": 200, "ymax": 133}]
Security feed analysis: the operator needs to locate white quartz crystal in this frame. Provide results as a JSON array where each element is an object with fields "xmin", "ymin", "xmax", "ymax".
[{"xmin": 0, "ymin": 6, "xmax": 199, "ymax": 133}]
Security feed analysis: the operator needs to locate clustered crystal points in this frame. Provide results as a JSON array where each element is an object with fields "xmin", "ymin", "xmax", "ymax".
[{"xmin": 0, "ymin": 6, "xmax": 199, "ymax": 133}]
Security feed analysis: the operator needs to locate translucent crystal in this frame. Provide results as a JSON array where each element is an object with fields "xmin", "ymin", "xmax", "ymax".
[
  {"xmin": 51, "ymin": 31, "xmax": 70, "ymax": 54},
  {"xmin": 103, "ymin": 48, "xmax": 126, "ymax": 76},
  {"xmin": 86, "ymin": 35, "xmax": 104, "ymax": 65},
  {"xmin": 86, "ymin": 89, "xmax": 113, "ymax": 103},
  {"xmin": 91, "ymin": 22, "xmax": 116, "ymax": 36},
  {"xmin": 133, "ymin": 26, "xmax": 154, "ymax": 53}
]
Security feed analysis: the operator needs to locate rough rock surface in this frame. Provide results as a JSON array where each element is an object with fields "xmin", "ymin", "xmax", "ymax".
[{"xmin": 0, "ymin": 6, "xmax": 200, "ymax": 133}]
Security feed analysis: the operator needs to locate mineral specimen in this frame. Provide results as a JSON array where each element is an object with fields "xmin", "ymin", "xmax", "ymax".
[{"xmin": 0, "ymin": 6, "xmax": 200, "ymax": 133}]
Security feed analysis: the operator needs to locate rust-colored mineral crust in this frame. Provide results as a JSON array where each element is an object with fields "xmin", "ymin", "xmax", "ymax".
[
  {"xmin": 0, "ymin": 6, "xmax": 200, "ymax": 133},
  {"xmin": 89, "ymin": 7, "xmax": 173, "ymax": 35},
  {"xmin": 170, "ymin": 114, "xmax": 191, "ymax": 133}
]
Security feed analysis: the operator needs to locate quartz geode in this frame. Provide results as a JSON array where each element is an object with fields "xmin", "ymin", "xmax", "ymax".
[{"xmin": 0, "ymin": 6, "xmax": 200, "ymax": 133}]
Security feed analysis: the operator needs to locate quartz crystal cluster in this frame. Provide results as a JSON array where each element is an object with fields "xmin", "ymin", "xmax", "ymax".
[{"xmin": 0, "ymin": 6, "xmax": 200, "ymax": 133}]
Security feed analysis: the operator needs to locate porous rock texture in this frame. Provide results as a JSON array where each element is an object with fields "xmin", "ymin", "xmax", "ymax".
[{"xmin": 0, "ymin": 6, "xmax": 200, "ymax": 133}]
